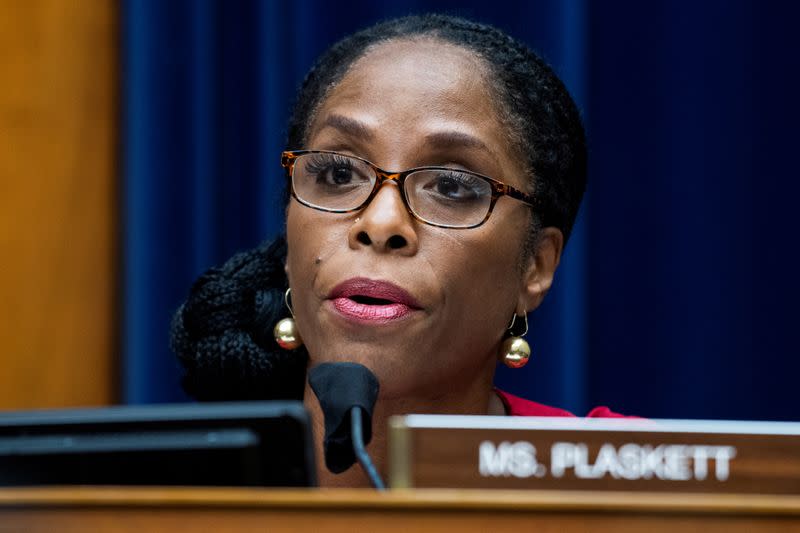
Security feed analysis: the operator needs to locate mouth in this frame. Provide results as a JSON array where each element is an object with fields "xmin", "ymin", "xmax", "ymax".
[
  {"xmin": 349, "ymin": 295, "xmax": 395, "ymax": 305},
  {"xmin": 327, "ymin": 277, "xmax": 422, "ymax": 324}
]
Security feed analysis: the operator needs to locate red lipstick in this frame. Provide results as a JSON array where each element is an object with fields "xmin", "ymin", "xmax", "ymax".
[{"xmin": 328, "ymin": 277, "xmax": 421, "ymax": 324}]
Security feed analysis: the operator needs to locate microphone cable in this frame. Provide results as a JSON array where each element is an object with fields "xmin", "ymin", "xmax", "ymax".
[{"xmin": 350, "ymin": 407, "xmax": 386, "ymax": 490}]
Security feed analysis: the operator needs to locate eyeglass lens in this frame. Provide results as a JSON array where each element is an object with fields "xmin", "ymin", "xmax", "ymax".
[{"xmin": 291, "ymin": 152, "xmax": 493, "ymax": 227}]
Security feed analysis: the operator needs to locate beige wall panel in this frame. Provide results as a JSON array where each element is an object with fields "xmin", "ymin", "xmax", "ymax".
[{"xmin": 0, "ymin": 1, "xmax": 117, "ymax": 407}]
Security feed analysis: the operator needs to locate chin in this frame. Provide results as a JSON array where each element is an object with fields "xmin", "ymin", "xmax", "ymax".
[
  {"xmin": 305, "ymin": 344, "xmax": 377, "ymax": 370},
  {"xmin": 306, "ymin": 348, "xmax": 416, "ymax": 392}
]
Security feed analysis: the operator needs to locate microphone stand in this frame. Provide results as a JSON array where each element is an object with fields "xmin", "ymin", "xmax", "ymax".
[{"xmin": 350, "ymin": 407, "xmax": 385, "ymax": 490}]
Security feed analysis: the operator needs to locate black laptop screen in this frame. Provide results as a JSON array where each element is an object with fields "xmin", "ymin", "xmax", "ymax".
[{"xmin": 0, "ymin": 401, "xmax": 316, "ymax": 487}]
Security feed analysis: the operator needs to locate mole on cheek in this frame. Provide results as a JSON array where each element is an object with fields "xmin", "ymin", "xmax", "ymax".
[{"xmin": 315, "ymin": 257, "xmax": 322, "ymax": 265}]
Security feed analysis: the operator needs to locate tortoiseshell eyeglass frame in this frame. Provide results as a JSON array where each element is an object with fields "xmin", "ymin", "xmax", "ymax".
[{"xmin": 280, "ymin": 150, "xmax": 538, "ymax": 229}]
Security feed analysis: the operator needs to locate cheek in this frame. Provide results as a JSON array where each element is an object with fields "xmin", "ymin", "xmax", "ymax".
[
  {"xmin": 447, "ymin": 250, "xmax": 517, "ymax": 322},
  {"xmin": 285, "ymin": 207, "xmax": 322, "ymax": 356},
  {"xmin": 435, "ymin": 210, "xmax": 526, "ymax": 296},
  {"xmin": 425, "ymin": 216, "xmax": 527, "ymax": 345},
  {"xmin": 285, "ymin": 204, "xmax": 309, "ymax": 275},
  {"xmin": 285, "ymin": 204, "xmax": 325, "ymax": 318},
  {"xmin": 285, "ymin": 203, "xmax": 349, "ymax": 347},
  {"xmin": 285, "ymin": 203, "xmax": 338, "ymax": 282}
]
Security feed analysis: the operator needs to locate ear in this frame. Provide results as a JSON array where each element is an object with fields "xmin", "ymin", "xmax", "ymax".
[{"xmin": 517, "ymin": 227, "xmax": 564, "ymax": 314}]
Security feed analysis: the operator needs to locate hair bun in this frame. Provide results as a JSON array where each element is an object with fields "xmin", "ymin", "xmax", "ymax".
[{"xmin": 170, "ymin": 236, "xmax": 308, "ymax": 401}]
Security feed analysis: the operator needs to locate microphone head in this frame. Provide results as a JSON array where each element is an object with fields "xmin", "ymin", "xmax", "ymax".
[{"xmin": 307, "ymin": 362, "xmax": 380, "ymax": 473}]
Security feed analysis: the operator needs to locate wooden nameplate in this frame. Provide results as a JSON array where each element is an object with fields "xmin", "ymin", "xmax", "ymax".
[{"xmin": 388, "ymin": 415, "xmax": 800, "ymax": 493}]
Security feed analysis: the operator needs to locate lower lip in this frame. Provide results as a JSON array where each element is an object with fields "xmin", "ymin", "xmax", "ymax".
[{"xmin": 330, "ymin": 297, "xmax": 415, "ymax": 323}]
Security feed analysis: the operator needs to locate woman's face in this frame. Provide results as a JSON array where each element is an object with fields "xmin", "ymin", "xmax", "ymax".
[{"xmin": 286, "ymin": 38, "xmax": 557, "ymax": 401}]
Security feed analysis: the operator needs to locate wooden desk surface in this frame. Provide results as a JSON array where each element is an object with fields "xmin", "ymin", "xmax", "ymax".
[{"xmin": 1, "ymin": 487, "xmax": 799, "ymax": 532}]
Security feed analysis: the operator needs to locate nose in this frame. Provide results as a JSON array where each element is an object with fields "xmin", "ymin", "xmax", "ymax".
[{"xmin": 348, "ymin": 182, "xmax": 419, "ymax": 256}]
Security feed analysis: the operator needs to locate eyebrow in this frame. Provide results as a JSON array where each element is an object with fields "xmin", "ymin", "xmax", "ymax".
[
  {"xmin": 314, "ymin": 114, "xmax": 498, "ymax": 166},
  {"xmin": 423, "ymin": 130, "xmax": 491, "ymax": 153},
  {"xmin": 315, "ymin": 114, "xmax": 375, "ymax": 141}
]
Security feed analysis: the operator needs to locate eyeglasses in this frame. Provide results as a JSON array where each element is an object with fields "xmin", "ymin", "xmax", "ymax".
[{"xmin": 280, "ymin": 150, "xmax": 536, "ymax": 229}]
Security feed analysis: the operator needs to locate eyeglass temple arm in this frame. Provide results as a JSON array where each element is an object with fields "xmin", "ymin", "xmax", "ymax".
[{"xmin": 497, "ymin": 183, "xmax": 536, "ymax": 207}]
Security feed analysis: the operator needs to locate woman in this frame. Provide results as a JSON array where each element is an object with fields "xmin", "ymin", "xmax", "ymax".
[{"xmin": 171, "ymin": 14, "xmax": 626, "ymax": 487}]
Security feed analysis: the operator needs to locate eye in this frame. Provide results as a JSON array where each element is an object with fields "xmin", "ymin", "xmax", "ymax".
[
  {"xmin": 303, "ymin": 153, "xmax": 372, "ymax": 188},
  {"xmin": 330, "ymin": 166, "xmax": 352, "ymax": 184},
  {"xmin": 422, "ymin": 171, "xmax": 484, "ymax": 202}
]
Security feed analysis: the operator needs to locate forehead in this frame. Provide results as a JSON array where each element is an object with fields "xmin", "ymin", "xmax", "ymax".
[
  {"xmin": 306, "ymin": 38, "xmax": 523, "ymax": 184},
  {"xmin": 338, "ymin": 38, "xmax": 493, "ymax": 109}
]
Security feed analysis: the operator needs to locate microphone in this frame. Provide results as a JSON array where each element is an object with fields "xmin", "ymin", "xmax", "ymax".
[{"xmin": 307, "ymin": 362, "xmax": 385, "ymax": 489}]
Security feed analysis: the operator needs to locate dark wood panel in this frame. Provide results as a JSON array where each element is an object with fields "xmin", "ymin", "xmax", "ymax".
[{"xmin": 0, "ymin": 1, "xmax": 117, "ymax": 407}]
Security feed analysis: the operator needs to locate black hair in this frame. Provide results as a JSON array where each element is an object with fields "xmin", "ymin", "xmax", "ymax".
[
  {"xmin": 170, "ymin": 237, "xmax": 308, "ymax": 400},
  {"xmin": 171, "ymin": 14, "xmax": 586, "ymax": 401}
]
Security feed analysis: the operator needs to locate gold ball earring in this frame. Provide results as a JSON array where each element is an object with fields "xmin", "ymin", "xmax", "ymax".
[
  {"xmin": 499, "ymin": 313, "xmax": 531, "ymax": 369},
  {"xmin": 273, "ymin": 288, "xmax": 303, "ymax": 350}
]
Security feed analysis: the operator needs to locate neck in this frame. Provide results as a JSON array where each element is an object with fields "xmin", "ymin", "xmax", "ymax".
[{"xmin": 303, "ymin": 368, "xmax": 506, "ymax": 488}]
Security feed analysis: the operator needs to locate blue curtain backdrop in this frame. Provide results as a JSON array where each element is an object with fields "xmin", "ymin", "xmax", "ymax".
[{"xmin": 122, "ymin": 0, "xmax": 800, "ymax": 420}]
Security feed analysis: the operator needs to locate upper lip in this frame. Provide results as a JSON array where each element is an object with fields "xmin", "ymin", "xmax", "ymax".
[{"xmin": 328, "ymin": 277, "xmax": 422, "ymax": 308}]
